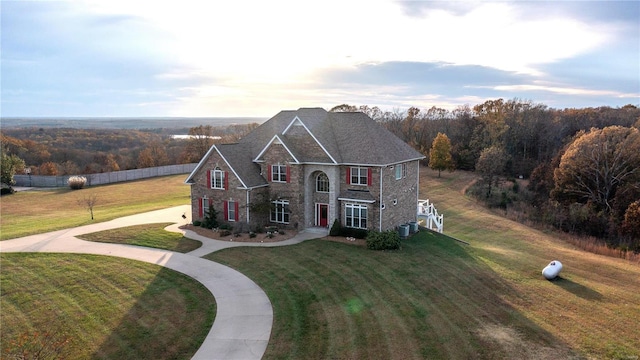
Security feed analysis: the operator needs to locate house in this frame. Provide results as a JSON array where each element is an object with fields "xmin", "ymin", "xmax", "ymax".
[{"xmin": 185, "ymin": 108, "xmax": 425, "ymax": 233}]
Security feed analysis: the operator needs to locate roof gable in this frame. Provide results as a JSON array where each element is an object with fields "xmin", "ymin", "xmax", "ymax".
[{"xmin": 253, "ymin": 134, "xmax": 300, "ymax": 163}]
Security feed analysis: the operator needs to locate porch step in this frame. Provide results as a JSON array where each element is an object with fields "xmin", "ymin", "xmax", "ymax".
[{"xmin": 304, "ymin": 227, "xmax": 329, "ymax": 236}]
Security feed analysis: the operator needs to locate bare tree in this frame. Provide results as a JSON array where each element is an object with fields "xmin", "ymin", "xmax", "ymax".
[{"xmin": 78, "ymin": 193, "xmax": 99, "ymax": 220}]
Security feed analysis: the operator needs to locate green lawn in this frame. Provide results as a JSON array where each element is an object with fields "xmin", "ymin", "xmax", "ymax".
[
  {"xmin": 77, "ymin": 223, "xmax": 202, "ymax": 253},
  {"xmin": 205, "ymin": 168, "xmax": 640, "ymax": 360},
  {"xmin": 0, "ymin": 174, "xmax": 190, "ymax": 240},
  {"xmin": 0, "ymin": 253, "xmax": 215, "ymax": 360}
]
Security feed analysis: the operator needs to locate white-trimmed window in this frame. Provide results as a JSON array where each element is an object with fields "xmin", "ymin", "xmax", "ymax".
[
  {"xmin": 271, "ymin": 164, "xmax": 288, "ymax": 182},
  {"xmin": 349, "ymin": 166, "xmax": 369, "ymax": 186},
  {"xmin": 211, "ymin": 168, "xmax": 225, "ymax": 189},
  {"xmin": 395, "ymin": 163, "xmax": 406, "ymax": 180},
  {"xmin": 345, "ymin": 203, "xmax": 367, "ymax": 229},
  {"xmin": 202, "ymin": 197, "xmax": 210, "ymax": 216},
  {"xmin": 228, "ymin": 200, "xmax": 236, "ymax": 222},
  {"xmin": 316, "ymin": 173, "xmax": 329, "ymax": 192},
  {"xmin": 271, "ymin": 200, "xmax": 290, "ymax": 223}
]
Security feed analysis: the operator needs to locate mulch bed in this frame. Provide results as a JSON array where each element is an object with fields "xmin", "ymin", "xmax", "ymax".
[{"xmin": 179, "ymin": 225, "xmax": 366, "ymax": 247}]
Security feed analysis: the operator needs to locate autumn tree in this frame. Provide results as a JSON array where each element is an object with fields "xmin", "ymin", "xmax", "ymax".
[
  {"xmin": 1, "ymin": 145, "xmax": 25, "ymax": 190},
  {"xmin": 428, "ymin": 132, "xmax": 455, "ymax": 177},
  {"xmin": 476, "ymin": 146, "xmax": 509, "ymax": 198},
  {"xmin": 621, "ymin": 200, "xmax": 640, "ymax": 241},
  {"xmin": 552, "ymin": 126, "xmax": 640, "ymax": 214},
  {"xmin": 137, "ymin": 141, "xmax": 169, "ymax": 168},
  {"xmin": 183, "ymin": 125, "xmax": 216, "ymax": 162}
]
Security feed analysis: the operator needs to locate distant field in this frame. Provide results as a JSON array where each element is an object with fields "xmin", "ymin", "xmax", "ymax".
[
  {"xmin": 207, "ymin": 167, "xmax": 640, "ymax": 359},
  {"xmin": 0, "ymin": 117, "xmax": 266, "ymax": 129},
  {"xmin": 0, "ymin": 174, "xmax": 190, "ymax": 240}
]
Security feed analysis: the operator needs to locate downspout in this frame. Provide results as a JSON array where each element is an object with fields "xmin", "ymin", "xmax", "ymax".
[
  {"xmin": 246, "ymin": 188, "xmax": 251, "ymax": 223},
  {"xmin": 415, "ymin": 161, "xmax": 420, "ymax": 222},
  {"xmin": 379, "ymin": 165, "xmax": 383, "ymax": 232}
]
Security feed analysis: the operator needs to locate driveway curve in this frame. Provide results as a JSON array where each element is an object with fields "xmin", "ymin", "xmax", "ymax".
[{"xmin": 0, "ymin": 205, "xmax": 307, "ymax": 360}]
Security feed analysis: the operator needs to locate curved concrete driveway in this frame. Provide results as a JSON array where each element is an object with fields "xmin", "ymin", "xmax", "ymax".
[{"xmin": 0, "ymin": 205, "xmax": 322, "ymax": 360}]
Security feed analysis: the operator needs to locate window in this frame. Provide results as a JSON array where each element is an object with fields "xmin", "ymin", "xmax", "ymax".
[
  {"xmin": 271, "ymin": 164, "xmax": 288, "ymax": 182},
  {"xmin": 349, "ymin": 166, "xmax": 369, "ymax": 186},
  {"xmin": 224, "ymin": 200, "xmax": 239, "ymax": 222},
  {"xmin": 345, "ymin": 203, "xmax": 367, "ymax": 229},
  {"xmin": 200, "ymin": 197, "xmax": 210, "ymax": 217},
  {"xmin": 271, "ymin": 200, "xmax": 290, "ymax": 224},
  {"xmin": 316, "ymin": 173, "xmax": 329, "ymax": 192},
  {"xmin": 395, "ymin": 163, "xmax": 406, "ymax": 180},
  {"xmin": 227, "ymin": 200, "xmax": 236, "ymax": 222},
  {"xmin": 211, "ymin": 168, "xmax": 225, "ymax": 189}
]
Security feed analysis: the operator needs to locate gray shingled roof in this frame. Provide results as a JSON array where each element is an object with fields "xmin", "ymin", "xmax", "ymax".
[
  {"xmin": 241, "ymin": 107, "xmax": 424, "ymax": 165},
  {"xmin": 189, "ymin": 107, "xmax": 424, "ymax": 188},
  {"xmin": 216, "ymin": 143, "xmax": 268, "ymax": 188}
]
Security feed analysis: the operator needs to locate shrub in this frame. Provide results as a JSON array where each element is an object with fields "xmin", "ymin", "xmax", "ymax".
[
  {"xmin": 341, "ymin": 227, "xmax": 369, "ymax": 239},
  {"xmin": 219, "ymin": 223, "xmax": 232, "ymax": 230},
  {"xmin": 249, "ymin": 232, "xmax": 257, "ymax": 238},
  {"xmin": 67, "ymin": 176, "xmax": 87, "ymax": 190},
  {"xmin": 329, "ymin": 219, "xmax": 341, "ymax": 236},
  {"xmin": 366, "ymin": 230, "xmax": 401, "ymax": 250},
  {"xmin": 219, "ymin": 229, "xmax": 231, "ymax": 237},
  {"xmin": 192, "ymin": 220, "xmax": 202, "ymax": 227},
  {"xmin": 202, "ymin": 205, "xmax": 219, "ymax": 229}
]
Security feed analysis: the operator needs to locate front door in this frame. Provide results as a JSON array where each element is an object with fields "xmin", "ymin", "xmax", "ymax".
[{"xmin": 316, "ymin": 203, "xmax": 328, "ymax": 227}]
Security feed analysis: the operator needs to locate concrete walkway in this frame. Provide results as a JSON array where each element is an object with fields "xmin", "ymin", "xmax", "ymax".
[{"xmin": 0, "ymin": 205, "xmax": 326, "ymax": 360}]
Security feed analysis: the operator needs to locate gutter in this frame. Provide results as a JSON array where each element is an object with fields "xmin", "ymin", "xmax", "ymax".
[{"xmin": 379, "ymin": 165, "xmax": 383, "ymax": 232}]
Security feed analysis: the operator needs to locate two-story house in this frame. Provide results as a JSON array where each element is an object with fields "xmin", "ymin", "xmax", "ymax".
[{"xmin": 185, "ymin": 108, "xmax": 425, "ymax": 232}]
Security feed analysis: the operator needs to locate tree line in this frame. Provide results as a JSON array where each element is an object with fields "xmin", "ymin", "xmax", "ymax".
[
  {"xmin": 0, "ymin": 123, "xmax": 257, "ymax": 183},
  {"xmin": 330, "ymin": 101, "xmax": 640, "ymax": 251}
]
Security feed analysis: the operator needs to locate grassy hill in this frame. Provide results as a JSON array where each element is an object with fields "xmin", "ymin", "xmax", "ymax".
[
  {"xmin": 0, "ymin": 174, "xmax": 190, "ymax": 240},
  {"xmin": 207, "ymin": 167, "xmax": 640, "ymax": 359}
]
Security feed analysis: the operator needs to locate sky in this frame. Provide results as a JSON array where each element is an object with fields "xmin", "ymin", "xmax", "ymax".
[{"xmin": 2, "ymin": 0, "xmax": 639, "ymax": 117}]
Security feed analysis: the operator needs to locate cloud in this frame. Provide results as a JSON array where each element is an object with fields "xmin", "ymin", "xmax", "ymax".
[{"xmin": 1, "ymin": 0, "xmax": 637, "ymax": 116}]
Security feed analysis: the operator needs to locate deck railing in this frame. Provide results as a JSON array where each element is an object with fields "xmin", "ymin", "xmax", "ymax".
[{"xmin": 417, "ymin": 199, "xmax": 444, "ymax": 233}]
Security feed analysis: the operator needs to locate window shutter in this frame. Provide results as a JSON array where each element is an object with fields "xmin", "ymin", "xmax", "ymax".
[
  {"xmin": 223, "ymin": 201, "xmax": 229, "ymax": 221},
  {"xmin": 224, "ymin": 171, "xmax": 229, "ymax": 190},
  {"xmin": 207, "ymin": 170, "xmax": 212, "ymax": 189},
  {"xmin": 286, "ymin": 165, "xmax": 290, "ymax": 183},
  {"xmin": 346, "ymin": 167, "xmax": 351, "ymax": 184},
  {"xmin": 267, "ymin": 165, "xmax": 272, "ymax": 182},
  {"xmin": 234, "ymin": 201, "xmax": 239, "ymax": 221},
  {"xmin": 367, "ymin": 168, "xmax": 372, "ymax": 186},
  {"xmin": 198, "ymin": 198, "xmax": 204, "ymax": 217}
]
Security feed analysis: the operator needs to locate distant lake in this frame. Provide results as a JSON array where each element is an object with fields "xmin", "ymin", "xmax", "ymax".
[
  {"xmin": 1, "ymin": 117, "xmax": 266, "ymax": 129},
  {"xmin": 170, "ymin": 135, "xmax": 222, "ymax": 140}
]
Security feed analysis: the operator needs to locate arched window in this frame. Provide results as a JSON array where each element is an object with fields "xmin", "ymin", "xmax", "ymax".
[{"xmin": 316, "ymin": 173, "xmax": 329, "ymax": 193}]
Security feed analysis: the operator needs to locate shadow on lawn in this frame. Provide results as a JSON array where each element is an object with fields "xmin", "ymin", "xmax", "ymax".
[
  {"xmin": 91, "ymin": 266, "xmax": 215, "ymax": 360},
  {"xmin": 550, "ymin": 276, "xmax": 604, "ymax": 301}
]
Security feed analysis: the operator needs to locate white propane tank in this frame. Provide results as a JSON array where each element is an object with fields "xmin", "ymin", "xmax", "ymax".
[{"xmin": 542, "ymin": 260, "xmax": 563, "ymax": 280}]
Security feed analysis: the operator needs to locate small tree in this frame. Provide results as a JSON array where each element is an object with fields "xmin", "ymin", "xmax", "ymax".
[
  {"xmin": 1, "ymin": 147, "xmax": 25, "ymax": 191},
  {"xmin": 428, "ymin": 132, "xmax": 455, "ymax": 177},
  {"xmin": 202, "ymin": 204, "xmax": 219, "ymax": 229},
  {"xmin": 78, "ymin": 193, "xmax": 99, "ymax": 220},
  {"xmin": 476, "ymin": 146, "xmax": 509, "ymax": 198}
]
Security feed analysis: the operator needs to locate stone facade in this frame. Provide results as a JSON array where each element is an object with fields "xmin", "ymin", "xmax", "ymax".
[{"xmin": 186, "ymin": 108, "xmax": 425, "ymax": 232}]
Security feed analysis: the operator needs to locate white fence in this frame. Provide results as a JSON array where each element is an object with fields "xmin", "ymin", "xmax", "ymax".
[
  {"xmin": 13, "ymin": 163, "xmax": 197, "ymax": 188},
  {"xmin": 417, "ymin": 199, "xmax": 444, "ymax": 233}
]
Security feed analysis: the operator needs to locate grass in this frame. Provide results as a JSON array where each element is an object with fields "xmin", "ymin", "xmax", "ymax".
[
  {"xmin": 0, "ymin": 174, "xmax": 190, "ymax": 240},
  {"xmin": 0, "ymin": 253, "xmax": 216, "ymax": 360},
  {"xmin": 77, "ymin": 223, "xmax": 202, "ymax": 253},
  {"xmin": 205, "ymin": 167, "xmax": 640, "ymax": 360}
]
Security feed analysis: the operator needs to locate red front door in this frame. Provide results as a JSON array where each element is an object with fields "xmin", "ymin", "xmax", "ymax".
[{"xmin": 317, "ymin": 204, "xmax": 328, "ymax": 227}]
